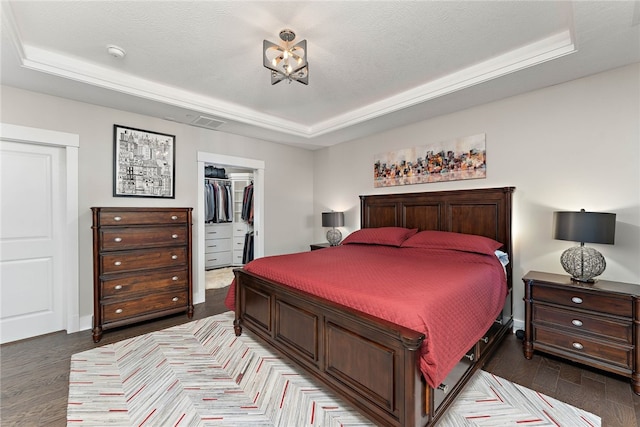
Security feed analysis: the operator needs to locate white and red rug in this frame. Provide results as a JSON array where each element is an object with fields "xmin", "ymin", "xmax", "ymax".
[{"xmin": 67, "ymin": 312, "xmax": 600, "ymax": 426}]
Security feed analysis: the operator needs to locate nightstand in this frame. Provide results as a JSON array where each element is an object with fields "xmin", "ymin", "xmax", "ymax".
[
  {"xmin": 310, "ymin": 243, "xmax": 330, "ymax": 251},
  {"xmin": 522, "ymin": 271, "xmax": 640, "ymax": 394}
]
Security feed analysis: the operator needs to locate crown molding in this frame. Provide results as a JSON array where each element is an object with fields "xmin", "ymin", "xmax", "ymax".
[
  {"xmin": 310, "ymin": 30, "xmax": 575, "ymax": 137},
  {"xmin": 4, "ymin": 1, "xmax": 575, "ymax": 141}
]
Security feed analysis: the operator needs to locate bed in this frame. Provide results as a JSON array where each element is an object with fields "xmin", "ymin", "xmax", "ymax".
[{"xmin": 228, "ymin": 187, "xmax": 515, "ymax": 427}]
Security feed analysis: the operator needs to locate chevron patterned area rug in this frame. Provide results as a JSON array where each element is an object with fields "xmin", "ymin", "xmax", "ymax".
[{"xmin": 67, "ymin": 312, "xmax": 601, "ymax": 426}]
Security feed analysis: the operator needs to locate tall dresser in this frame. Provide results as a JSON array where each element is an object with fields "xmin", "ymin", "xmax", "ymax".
[{"xmin": 91, "ymin": 207, "xmax": 193, "ymax": 342}]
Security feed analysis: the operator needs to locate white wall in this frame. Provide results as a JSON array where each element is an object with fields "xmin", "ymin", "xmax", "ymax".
[
  {"xmin": 0, "ymin": 85, "xmax": 315, "ymax": 323},
  {"xmin": 313, "ymin": 63, "xmax": 640, "ymax": 328},
  {"xmin": 2, "ymin": 63, "xmax": 638, "ymax": 332}
]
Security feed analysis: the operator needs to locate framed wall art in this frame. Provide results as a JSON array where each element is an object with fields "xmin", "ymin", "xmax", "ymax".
[
  {"xmin": 373, "ymin": 133, "xmax": 486, "ymax": 188},
  {"xmin": 113, "ymin": 124, "xmax": 176, "ymax": 198}
]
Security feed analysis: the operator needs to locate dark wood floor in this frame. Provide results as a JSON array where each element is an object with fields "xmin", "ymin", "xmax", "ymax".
[{"xmin": 2, "ymin": 286, "xmax": 639, "ymax": 426}]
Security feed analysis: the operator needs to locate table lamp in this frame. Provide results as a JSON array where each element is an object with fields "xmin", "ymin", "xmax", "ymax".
[
  {"xmin": 553, "ymin": 209, "xmax": 616, "ymax": 283},
  {"xmin": 322, "ymin": 211, "xmax": 344, "ymax": 246}
]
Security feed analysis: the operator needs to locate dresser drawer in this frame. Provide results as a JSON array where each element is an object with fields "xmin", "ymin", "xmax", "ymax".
[
  {"xmin": 98, "ymin": 210, "xmax": 188, "ymax": 226},
  {"xmin": 100, "ymin": 268, "xmax": 188, "ymax": 298},
  {"xmin": 534, "ymin": 326, "xmax": 633, "ymax": 370},
  {"xmin": 205, "ymin": 237, "xmax": 231, "ymax": 254},
  {"xmin": 205, "ymin": 224, "xmax": 232, "ymax": 239},
  {"xmin": 532, "ymin": 285, "xmax": 632, "ymax": 317},
  {"xmin": 205, "ymin": 252, "xmax": 232, "ymax": 268},
  {"xmin": 233, "ymin": 223, "xmax": 248, "ymax": 236},
  {"xmin": 101, "ymin": 247, "xmax": 187, "ymax": 274},
  {"xmin": 232, "ymin": 250, "xmax": 244, "ymax": 265},
  {"xmin": 533, "ymin": 304, "xmax": 632, "ymax": 344},
  {"xmin": 100, "ymin": 226, "xmax": 188, "ymax": 250},
  {"xmin": 101, "ymin": 290, "xmax": 189, "ymax": 323}
]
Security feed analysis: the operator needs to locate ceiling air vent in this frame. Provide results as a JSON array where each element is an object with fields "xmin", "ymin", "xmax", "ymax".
[{"xmin": 191, "ymin": 115, "xmax": 225, "ymax": 130}]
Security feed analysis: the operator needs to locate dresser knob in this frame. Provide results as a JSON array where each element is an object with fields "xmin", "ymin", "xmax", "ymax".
[
  {"xmin": 113, "ymin": 216, "xmax": 122, "ymax": 221},
  {"xmin": 115, "ymin": 308, "xmax": 123, "ymax": 314},
  {"xmin": 114, "ymin": 261, "xmax": 122, "ymax": 266},
  {"xmin": 571, "ymin": 297, "xmax": 583, "ymax": 304},
  {"xmin": 114, "ymin": 285, "xmax": 123, "ymax": 290},
  {"xmin": 464, "ymin": 353, "xmax": 475, "ymax": 361},
  {"xmin": 171, "ymin": 215, "xmax": 178, "ymax": 220},
  {"xmin": 480, "ymin": 336, "xmax": 489, "ymax": 343},
  {"xmin": 171, "ymin": 234, "xmax": 178, "ymax": 239},
  {"xmin": 114, "ymin": 237, "xmax": 122, "ymax": 242},
  {"xmin": 172, "ymin": 297, "xmax": 179, "ymax": 302},
  {"xmin": 172, "ymin": 276, "xmax": 179, "ymax": 281},
  {"xmin": 572, "ymin": 319, "xmax": 583, "ymax": 327},
  {"xmin": 171, "ymin": 255, "xmax": 178, "ymax": 260},
  {"xmin": 572, "ymin": 342, "xmax": 584, "ymax": 350}
]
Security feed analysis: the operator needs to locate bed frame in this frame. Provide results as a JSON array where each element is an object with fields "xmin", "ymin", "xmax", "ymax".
[{"xmin": 233, "ymin": 187, "xmax": 515, "ymax": 426}]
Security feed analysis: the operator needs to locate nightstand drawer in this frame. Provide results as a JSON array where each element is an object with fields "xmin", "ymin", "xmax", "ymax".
[
  {"xmin": 534, "ymin": 326, "xmax": 632, "ymax": 370},
  {"xmin": 533, "ymin": 304, "xmax": 632, "ymax": 344},
  {"xmin": 532, "ymin": 285, "xmax": 632, "ymax": 317}
]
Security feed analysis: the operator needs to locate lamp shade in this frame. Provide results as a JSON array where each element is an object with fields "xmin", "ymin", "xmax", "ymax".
[
  {"xmin": 322, "ymin": 211, "xmax": 344, "ymax": 228},
  {"xmin": 553, "ymin": 210, "xmax": 616, "ymax": 244}
]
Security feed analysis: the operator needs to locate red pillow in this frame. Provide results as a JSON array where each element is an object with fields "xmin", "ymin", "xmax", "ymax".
[
  {"xmin": 341, "ymin": 227, "xmax": 418, "ymax": 247},
  {"xmin": 400, "ymin": 230, "xmax": 503, "ymax": 255}
]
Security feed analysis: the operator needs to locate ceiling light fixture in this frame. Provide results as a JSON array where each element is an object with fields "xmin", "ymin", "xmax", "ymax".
[{"xmin": 263, "ymin": 29, "xmax": 308, "ymax": 85}]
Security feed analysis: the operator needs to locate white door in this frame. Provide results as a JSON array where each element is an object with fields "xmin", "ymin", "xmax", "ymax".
[{"xmin": 0, "ymin": 140, "xmax": 65, "ymax": 343}]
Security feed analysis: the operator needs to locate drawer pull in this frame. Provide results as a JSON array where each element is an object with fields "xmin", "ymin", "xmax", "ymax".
[
  {"xmin": 114, "ymin": 261, "xmax": 122, "ymax": 266},
  {"xmin": 172, "ymin": 297, "xmax": 179, "ymax": 302},
  {"xmin": 114, "ymin": 285, "xmax": 123, "ymax": 290},
  {"xmin": 115, "ymin": 308, "xmax": 123, "ymax": 314},
  {"xmin": 572, "ymin": 319, "xmax": 583, "ymax": 327},
  {"xmin": 437, "ymin": 383, "xmax": 449, "ymax": 394},
  {"xmin": 464, "ymin": 353, "xmax": 475, "ymax": 361},
  {"xmin": 171, "ymin": 255, "xmax": 178, "ymax": 260},
  {"xmin": 171, "ymin": 234, "xmax": 178, "ymax": 239},
  {"xmin": 114, "ymin": 237, "xmax": 122, "ymax": 242},
  {"xmin": 171, "ymin": 215, "xmax": 178, "ymax": 220},
  {"xmin": 572, "ymin": 342, "xmax": 584, "ymax": 350},
  {"xmin": 571, "ymin": 297, "xmax": 583, "ymax": 304},
  {"xmin": 113, "ymin": 216, "xmax": 122, "ymax": 221},
  {"xmin": 172, "ymin": 276, "xmax": 179, "ymax": 281},
  {"xmin": 480, "ymin": 336, "xmax": 489, "ymax": 344}
]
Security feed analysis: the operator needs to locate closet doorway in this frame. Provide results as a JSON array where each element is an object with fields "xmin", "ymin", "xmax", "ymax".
[{"xmin": 195, "ymin": 152, "xmax": 264, "ymax": 305}]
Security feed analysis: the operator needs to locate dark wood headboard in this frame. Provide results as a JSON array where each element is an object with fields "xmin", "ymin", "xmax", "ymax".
[{"xmin": 360, "ymin": 186, "xmax": 515, "ymax": 288}]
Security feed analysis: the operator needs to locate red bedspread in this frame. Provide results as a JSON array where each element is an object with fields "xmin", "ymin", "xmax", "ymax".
[{"xmin": 224, "ymin": 244, "xmax": 507, "ymax": 388}]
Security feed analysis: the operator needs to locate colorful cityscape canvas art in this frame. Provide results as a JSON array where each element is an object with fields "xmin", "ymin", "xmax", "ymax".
[{"xmin": 373, "ymin": 133, "xmax": 486, "ymax": 187}]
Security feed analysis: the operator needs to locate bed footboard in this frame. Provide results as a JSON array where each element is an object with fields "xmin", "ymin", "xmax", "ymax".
[
  {"xmin": 234, "ymin": 268, "xmax": 430, "ymax": 427},
  {"xmin": 233, "ymin": 268, "xmax": 513, "ymax": 427}
]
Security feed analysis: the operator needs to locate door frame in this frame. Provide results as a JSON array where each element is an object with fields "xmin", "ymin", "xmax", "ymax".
[
  {"xmin": 195, "ymin": 151, "xmax": 264, "ymax": 304},
  {"xmin": 0, "ymin": 123, "xmax": 80, "ymax": 334}
]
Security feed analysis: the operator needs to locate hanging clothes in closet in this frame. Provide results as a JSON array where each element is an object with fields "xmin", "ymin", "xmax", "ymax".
[
  {"xmin": 204, "ymin": 179, "xmax": 232, "ymax": 223},
  {"xmin": 241, "ymin": 182, "xmax": 254, "ymax": 225},
  {"xmin": 241, "ymin": 181, "xmax": 254, "ymax": 263}
]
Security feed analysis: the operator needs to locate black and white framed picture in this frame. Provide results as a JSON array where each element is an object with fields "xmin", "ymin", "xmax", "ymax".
[{"xmin": 113, "ymin": 124, "xmax": 176, "ymax": 198}]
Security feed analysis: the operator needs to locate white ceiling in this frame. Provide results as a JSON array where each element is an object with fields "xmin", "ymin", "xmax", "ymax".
[{"xmin": 2, "ymin": 1, "xmax": 639, "ymax": 150}]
